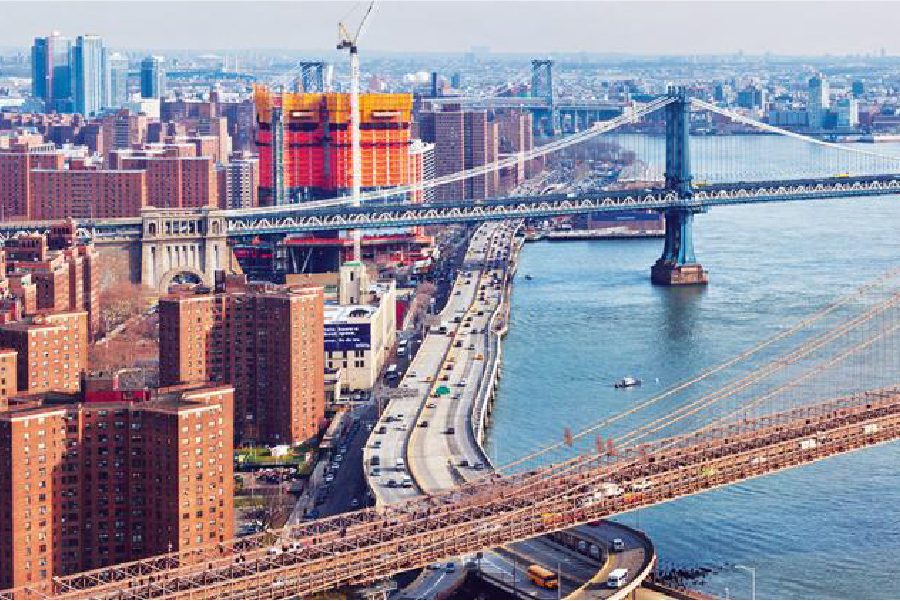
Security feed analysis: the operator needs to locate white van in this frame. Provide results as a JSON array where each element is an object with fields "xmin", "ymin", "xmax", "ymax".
[{"xmin": 607, "ymin": 568, "xmax": 629, "ymax": 588}]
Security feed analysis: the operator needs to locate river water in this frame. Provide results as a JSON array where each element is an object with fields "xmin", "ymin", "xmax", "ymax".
[{"xmin": 485, "ymin": 137, "xmax": 900, "ymax": 599}]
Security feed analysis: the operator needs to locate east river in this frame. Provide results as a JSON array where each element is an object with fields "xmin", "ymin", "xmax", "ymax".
[{"xmin": 485, "ymin": 137, "xmax": 900, "ymax": 599}]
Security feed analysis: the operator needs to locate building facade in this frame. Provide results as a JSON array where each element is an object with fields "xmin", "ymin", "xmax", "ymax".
[
  {"xmin": 159, "ymin": 277, "xmax": 325, "ymax": 445},
  {"xmin": 140, "ymin": 56, "xmax": 165, "ymax": 100},
  {"xmin": 0, "ymin": 311, "xmax": 88, "ymax": 395},
  {"xmin": 255, "ymin": 87, "xmax": 419, "ymax": 205},
  {"xmin": 72, "ymin": 35, "xmax": 105, "ymax": 118},
  {"xmin": 0, "ymin": 383, "xmax": 234, "ymax": 590}
]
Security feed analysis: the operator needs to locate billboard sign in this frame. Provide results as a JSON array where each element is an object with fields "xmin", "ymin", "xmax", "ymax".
[{"xmin": 324, "ymin": 322, "xmax": 371, "ymax": 351}]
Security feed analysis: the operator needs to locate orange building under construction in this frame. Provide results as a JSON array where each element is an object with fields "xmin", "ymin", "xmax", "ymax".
[
  {"xmin": 254, "ymin": 87, "xmax": 435, "ymax": 273},
  {"xmin": 255, "ymin": 86, "xmax": 425, "ymax": 204}
]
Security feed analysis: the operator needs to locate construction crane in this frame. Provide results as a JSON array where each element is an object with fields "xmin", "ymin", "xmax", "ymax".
[{"xmin": 337, "ymin": 0, "xmax": 377, "ymax": 262}]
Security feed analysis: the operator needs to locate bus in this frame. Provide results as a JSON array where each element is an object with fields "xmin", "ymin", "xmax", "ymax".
[
  {"xmin": 527, "ymin": 564, "xmax": 558, "ymax": 590},
  {"xmin": 607, "ymin": 568, "xmax": 629, "ymax": 588}
]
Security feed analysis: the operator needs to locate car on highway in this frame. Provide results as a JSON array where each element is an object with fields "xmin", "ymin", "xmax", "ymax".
[
  {"xmin": 401, "ymin": 477, "xmax": 413, "ymax": 488},
  {"xmin": 612, "ymin": 538, "xmax": 625, "ymax": 552},
  {"xmin": 325, "ymin": 474, "xmax": 335, "ymax": 483},
  {"xmin": 334, "ymin": 454, "xmax": 343, "ymax": 463},
  {"xmin": 473, "ymin": 462, "xmax": 485, "ymax": 470},
  {"xmin": 445, "ymin": 562, "xmax": 456, "ymax": 573}
]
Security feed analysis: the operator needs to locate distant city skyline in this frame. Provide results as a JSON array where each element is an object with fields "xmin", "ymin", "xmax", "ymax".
[{"xmin": 1, "ymin": 1, "xmax": 899, "ymax": 56}]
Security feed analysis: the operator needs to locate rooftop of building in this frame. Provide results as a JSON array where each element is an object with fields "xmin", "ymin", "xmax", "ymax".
[
  {"xmin": 324, "ymin": 303, "xmax": 376, "ymax": 322},
  {"xmin": 0, "ymin": 382, "xmax": 233, "ymax": 420}
]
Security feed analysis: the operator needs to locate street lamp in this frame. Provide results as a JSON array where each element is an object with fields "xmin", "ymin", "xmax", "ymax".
[{"xmin": 735, "ymin": 565, "xmax": 756, "ymax": 601}]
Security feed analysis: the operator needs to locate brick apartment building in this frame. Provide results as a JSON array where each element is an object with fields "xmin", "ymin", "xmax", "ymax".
[
  {"xmin": 216, "ymin": 151, "xmax": 259, "ymax": 209},
  {"xmin": 114, "ymin": 148, "xmax": 218, "ymax": 210},
  {"xmin": 2, "ymin": 227, "xmax": 101, "ymax": 339},
  {"xmin": 159, "ymin": 275, "xmax": 325, "ymax": 445},
  {"xmin": 0, "ymin": 139, "xmax": 66, "ymax": 219},
  {"xmin": 0, "ymin": 383, "xmax": 234, "ymax": 590},
  {"xmin": 29, "ymin": 166, "xmax": 148, "ymax": 220},
  {"xmin": 0, "ymin": 311, "xmax": 88, "ymax": 395},
  {"xmin": 418, "ymin": 104, "xmax": 501, "ymax": 201}
]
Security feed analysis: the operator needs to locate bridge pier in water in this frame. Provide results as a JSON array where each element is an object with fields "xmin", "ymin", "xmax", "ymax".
[
  {"xmin": 652, "ymin": 86, "xmax": 708, "ymax": 286},
  {"xmin": 651, "ymin": 208, "xmax": 708, "ymax": 285}
]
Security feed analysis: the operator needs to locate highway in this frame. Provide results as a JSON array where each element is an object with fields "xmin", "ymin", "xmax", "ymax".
[
  {"xmin": 372, "ymin": 220, "xmax": 607, "ymax": 600},
  {"xmin": 396, "ymin": 221, "xmax": 654, "ymax": 600}
]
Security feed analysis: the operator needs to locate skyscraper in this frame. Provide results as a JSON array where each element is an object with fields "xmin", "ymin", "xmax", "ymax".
[
  {"xmin": 72, "ymin": 34, "xmax": 105, "ymax": 117},
  {"xmin": 140, "ymin": 55, "xmax": 165, "ymax": 99},
  {"xmin": 30, "ymin": 37, "xmax": 51, "ymax": 102},
  {"xmin": 30, "ymin": 32, "xmax": 72, "ymax": 112},
  {"xmin": 808, "ymin": 74, "xmax": 830, "ymax": 129},
  {"xmin": 105, "ymin": 52, "xmax": 129, "ymax": 109}
]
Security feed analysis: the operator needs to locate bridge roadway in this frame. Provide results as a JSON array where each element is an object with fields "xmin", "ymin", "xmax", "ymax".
[
  {"xmin": 5, "ymin": 388, "xmax": 900, "ymax": 600},
  {"xmin": 3, "ymin": 174, "xmax": 900, "ymax": 242}
]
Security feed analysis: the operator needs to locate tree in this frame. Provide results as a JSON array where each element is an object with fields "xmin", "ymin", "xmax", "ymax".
[{"xmin": 98, "ymin": 282, "xmax": 152, "ymax": 337}]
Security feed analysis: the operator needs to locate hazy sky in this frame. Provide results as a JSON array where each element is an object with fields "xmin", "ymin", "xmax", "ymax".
[{"xmin": 2, "ymin": 1, "xmax": 898, "ymax": 56}]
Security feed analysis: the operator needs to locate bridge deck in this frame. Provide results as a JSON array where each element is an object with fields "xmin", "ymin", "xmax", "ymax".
[{"xmin": 4, "ymin": 387, "xmax": 899, "ymax": 600}]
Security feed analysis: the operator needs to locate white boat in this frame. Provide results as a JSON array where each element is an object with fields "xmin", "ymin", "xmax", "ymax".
[{"xmin": 615, "ymin": 377, "xmax": 642, "ymax": 389}]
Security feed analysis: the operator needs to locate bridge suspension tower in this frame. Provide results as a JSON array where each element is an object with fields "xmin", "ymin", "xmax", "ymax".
[{"xmin": 651, "ymin": 86, "xmax": 709, "ymax": 286}]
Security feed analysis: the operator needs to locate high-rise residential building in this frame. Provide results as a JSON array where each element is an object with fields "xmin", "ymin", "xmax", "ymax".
[
  {"xmin": 114, "ymin": 147, "xmax": 217, "ymax": 209},
  {"xmin": 72, "ymin": 35, "xmax": 105, "ymax": 118},
  {"xmin": 0, "ymin": 311, "xmax": 87, "ymax": 395},
  {"xmin": 2, "ymin": 224, "xmax": 101, "ymax": 338},
  {"xmin": 419, "ymin": 105, "xmax": 464, "ymax": 201},
  {"xmin": 105, "ymin": 52, "xmax": 129, "ymax": 110},
  {"xmin": 0, "ymin": 382, "xmax": 234, "ymax": 590},
  {"xmin": 159, "ymin": 276, "xmax": 325, "ymax": 445},
  {"xmin": 30, "ymin": 164, "xmax": 149, "ymax": 219},
  {"xmin": 217, "ymin": 152, "xmax": 259, "ymax": 209},
  {"xmin": 419, "ymin": 104, "xmax": 499, "ymax": 201},
  {"xmin": 140, "ymin": 56, "xmax": 165, "ymax": 99},
  {"xmin": 0, "ymin": 142, "xmax": 66, "ymax": 219},
  {"xmin": 808, "ymin": 73, "xmax": 830, "ymax": 129}
]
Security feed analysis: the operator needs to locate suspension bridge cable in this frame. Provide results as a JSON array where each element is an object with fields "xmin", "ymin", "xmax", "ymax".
[
  {"xmin": 692, "ymin": 98, "xmax": 900, "ymax": 167},
  {"xmin": 485, "ymin": 266, "xmax": 900, "ymax": 475},
  {"xmin": 611, "ymin": 290, "xmax": 900, "ymax": 449},
  {"xmin": 686, "ymin": 316, "xmax": 900, "ymax": 444},
  {"xmin": 226, "ymin": 97, "xmax": 675, "ymax": 217}
]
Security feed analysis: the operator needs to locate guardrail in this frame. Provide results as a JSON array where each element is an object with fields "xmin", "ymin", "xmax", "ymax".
[
  {"xmin": 608, "ymin": 525, "xmax": 656, "ymax": 601},
  {"xmin": 471, "ymin": 232, "xmax": 523, "ymax": 455}
]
